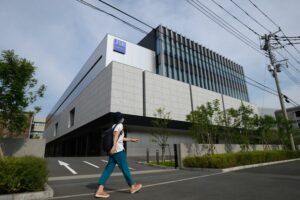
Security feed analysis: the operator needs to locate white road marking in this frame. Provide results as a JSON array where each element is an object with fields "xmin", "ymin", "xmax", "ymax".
[
  {"xmin": 51, "ymin": 171, "xmax": 226, "ymax": 199},
  {"xmin": 58, "ymin": 160, "xmax": 78, "ymax": 175},
  {"xmin": 83, "ymin": 161, "xmax": 99, "ymax": 168}
]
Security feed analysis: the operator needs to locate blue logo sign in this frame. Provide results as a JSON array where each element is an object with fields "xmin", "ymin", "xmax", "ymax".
[{"xmin": 113, "ymin": 39, "xmax": 126, "ymax": 54}]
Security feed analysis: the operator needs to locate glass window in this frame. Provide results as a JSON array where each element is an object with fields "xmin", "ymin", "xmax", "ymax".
[
  {"xmin": 69, "ymin": 108, "xmax": 75, "ymax": 128},
  {"xmin": 156, "ymin": 39, "xmax": 161, "ymax": 55},
  {"xmin": 54, "ymin": 123, "xmax": 58, "ymax": 137}
]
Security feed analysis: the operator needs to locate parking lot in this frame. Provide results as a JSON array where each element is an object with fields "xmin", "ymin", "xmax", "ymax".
[
  {"xmin": 47, "ymin": 157, "xmax": 300, "ymax": 200},
  {"xmin": 46, "ymin": 156, "xmax": 155, "ymax": 178}
]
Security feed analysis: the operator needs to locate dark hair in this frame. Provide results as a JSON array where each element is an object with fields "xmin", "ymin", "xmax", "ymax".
[{"xmin": 113, "ymin": 112, "xmax": 123, "ymax": 123}]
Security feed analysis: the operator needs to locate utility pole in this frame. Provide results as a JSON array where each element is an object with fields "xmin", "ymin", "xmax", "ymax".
[{"xmin": 261, "ymin": 33, "xmax": 296, "ymax": 151}]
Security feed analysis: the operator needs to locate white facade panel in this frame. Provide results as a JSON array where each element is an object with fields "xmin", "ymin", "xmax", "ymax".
[
  {"xmin": 223, "ymin": 95, "xmax": 258, "ymax": 114},
  {"xmin": 110, "ymin": 62, "xmax": 144, "ymax": 116},
  {"xmin": 144, "ymin": 71, "xmax": 192, "ymax": 121},
  {"xmin": 47, "ymin": 36, "xmax": 108, "ymax": 120},
  {"xmin": 47, "ymin": 34, "xmax": 155, "ymax": 122},
  {"xmin": 192, "ymin": 86, "xmax": 222, "ymax": 110},
  {"xmin": 44, "ymin": 65, "xmax": 113, "ymax": 143},
  {"xmin": 106, "ymin": 35, "xmax": 156, "ymax": 73}
]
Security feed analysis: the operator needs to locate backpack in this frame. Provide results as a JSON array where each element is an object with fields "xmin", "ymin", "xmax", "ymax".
[{"xmin": 102, "ymin": 123, "xmax": 123, "ymax": 153}]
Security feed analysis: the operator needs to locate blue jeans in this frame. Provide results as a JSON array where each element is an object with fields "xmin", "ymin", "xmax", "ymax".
[{"xmin": 98, "ymin": 150, "xmax": 135, "ymax": 186}]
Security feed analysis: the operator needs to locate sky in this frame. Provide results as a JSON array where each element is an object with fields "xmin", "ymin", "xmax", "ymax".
[{"xmin": 0, "ymin": 0, "xmax": 300, "ymax": 118}]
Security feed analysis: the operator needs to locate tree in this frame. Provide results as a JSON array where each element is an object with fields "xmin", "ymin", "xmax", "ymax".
[
  {"xmin": 275, "ymin": 115, "xmax": 299, "ymax": 150},
  {"xmin": 0, "ymin": 50, "xmax": 46, "ymax": 138},
  {"xmin": 186, "ymin": 99, "xmax": 223, "ymax": 155},
  {"xmin": 253, "ymin": 115, "xmax": 278, "ymax": 150},
  {"xmin": 226, "ymin": 103, "xmax": 256, "ymax": 151},
  {"xmin": 151, "ymin": 107, "xmax": 172, "ymax": 162}
]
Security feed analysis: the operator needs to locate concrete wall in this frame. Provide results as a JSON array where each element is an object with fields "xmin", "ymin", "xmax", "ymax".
[
  {"xmin": 1, "ymin": 139, "xmax": 46, "ymax": 158},
  {"xmin": 44, "ymin": 64, "xmax": 113, "ymax": 143},
  {"xmin": 126, "ymin": 130, "xmax": 194, "ymax": 157},
  {"xmin": 179, "ymin": 143, "xmax": 284, "ymax": 158}
]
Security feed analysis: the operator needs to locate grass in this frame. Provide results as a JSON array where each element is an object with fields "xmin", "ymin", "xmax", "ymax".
[{"xmin": 147, "ymin": 160, "xmax": 175, "ymax": 167}]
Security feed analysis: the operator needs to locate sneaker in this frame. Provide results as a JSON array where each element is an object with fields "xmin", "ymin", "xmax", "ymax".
[
  {"xmin": 130, "ymin": 183, "xmax": 142, "ymax": 194},
  {"xmin": 95, "ymin": 190, "xmax": 110, "ymax": 198}
]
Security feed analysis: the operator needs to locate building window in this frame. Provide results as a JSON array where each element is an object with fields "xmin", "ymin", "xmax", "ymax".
[
  {"xmin": 54, "ymin": 123, "xmax": 58, "ymax": 137},
  {"xmin": 295, "ymin": 111, "xmax": 300, "ymax": 117},
  {"xmin": 69, "ymin": 108, "xmax": 75, "ymax": 128}
]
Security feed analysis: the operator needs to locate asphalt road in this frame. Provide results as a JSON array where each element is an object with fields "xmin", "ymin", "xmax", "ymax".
[
  {"xmin": 47, "ymin": 159, "xmax": 300, "ymax": 200},
  {"xmin": 46, "ymin": 156, "xmax": 155, "ymax": 177}
]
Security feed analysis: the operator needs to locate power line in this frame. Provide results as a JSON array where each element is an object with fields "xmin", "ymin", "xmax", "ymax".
[
  {"xmin": 248, "ymin": 0, "xmax": 300, "ymax": 60},
  {"xmin": 75, "ymin": 0, "xmax": 149, "ymax": 35},
  {"xmin": 191, "ymin": 0, "xmax": 262, "ymax": 50},
  {"xmin": 248, "ymin": 0, "xmax": 279, "ymax": 28},
  {"xmin": 279, "ymin": 36, "xmax": 300, "ymax": 39},
  {"xmin": 274, "ymin": 37, "xmax": 300, "ymax": 66},
  {"xmin": 275, "ymin": 50, "xmax": 300, "ymax": 74},
  {"xmin": 244, "ymin": 74, "xmax": 277, "ymax": 94},
  {"xmin": 280, "ymin": 29, "xmax": 300, "ymax": 55},
  {"xmin": 97, "ymin": 0, "xmax": 154, "ymax": 29},
  {"xmin": 230, "ymin": 0, "xmax": 271, "ymax": 33},
  {"xmin": 186, "ymin": 0, "xmax": 264, "ymax": 56},
  {"xmin": 209, "ymin": 0, "xmax": 260, "ymax": 36},
  {"xmin": 186, "ymin": 0, "xmax": 299, "ymax": 106},
  {"xmin": 78, "ymin": 0, "xmax": 261, "ymax": 68},
  {"xmin": 282, "ymin": 67, "xmax": 300, "ymax": 85},
  {"xmin": 76, "ymin": 0, "xmax": 299, "ymax": 106}
]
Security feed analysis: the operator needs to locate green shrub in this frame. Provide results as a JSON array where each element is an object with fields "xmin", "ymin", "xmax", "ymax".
[
  {"xmin": 0, "ymin": 156, "xmax": 48, "ymax": 194},
  {"xmin": 148, "ymin": 160, "xmax": 175, "ymax": 167},
  {"xmin": 183, "ymin": 150, "xmax": 300, "ymax": 169}
]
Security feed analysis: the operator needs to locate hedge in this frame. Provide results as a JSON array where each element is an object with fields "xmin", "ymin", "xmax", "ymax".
[
  {"xmin": 183, "ymin": 150, "xmax": 300, "ymax": 169},
  {"xmin": 0, "ymin": 156, "xmax": 48, "ymax": 194}
]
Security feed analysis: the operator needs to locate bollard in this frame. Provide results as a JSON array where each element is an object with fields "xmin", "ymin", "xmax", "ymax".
[
  {"xmin": 146, "ymin": 148, "xmax": 149, "ymax": 163},
  {"xmin": 156, "ymin": 150, "xmax": 159, "ymax": 165},
  {"xmin": 174, "ymin": 144, "xmax": 178, "ymax": 169}
]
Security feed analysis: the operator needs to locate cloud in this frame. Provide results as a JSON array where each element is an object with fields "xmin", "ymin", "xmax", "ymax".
[{"xmin": 0, "ymin": 0, "xmax": 299, "ymax": 118}]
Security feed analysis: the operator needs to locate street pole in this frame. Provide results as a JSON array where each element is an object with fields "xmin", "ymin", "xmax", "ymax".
[{"xmin": 262, "ymin": 34, "xmax": 296, "ymax": 150}]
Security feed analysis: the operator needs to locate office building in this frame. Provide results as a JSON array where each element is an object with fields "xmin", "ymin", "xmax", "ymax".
[
  {"xmin": 275, "ymin": 106, "xmax": 300, "ymax": 129},
  {"xmin": 44, "ymin": 25, "xmax": 257, "ymax": 157},
  {"xmin": 30, "ymin": 117, "xmax": 46, "ymax": 139}
]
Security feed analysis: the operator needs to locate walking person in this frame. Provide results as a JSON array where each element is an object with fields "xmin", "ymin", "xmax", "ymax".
[{"xmin": 95, "ymin": 112, "xmax": 142, "ymax": 198}]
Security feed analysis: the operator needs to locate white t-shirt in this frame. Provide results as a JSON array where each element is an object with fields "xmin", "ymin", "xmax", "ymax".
[{"xmin": 112, "ymin": 123, "xmax": 124, "ymax": 153}]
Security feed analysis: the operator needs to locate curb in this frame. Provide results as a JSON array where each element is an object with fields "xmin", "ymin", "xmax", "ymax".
[
  {"xmin": 137, "ymin": 161, "xmax": 176, "ymax": 169},
  {"xmin": 0, "ymin": 184, "xmax": 53, "ymax": 200},
  {"xmin": 181, "ymin": 167, "xmax": 223, "ymax": 173},
  {"xmin": 220, "ymin": 158, "xmax": 300, "ymax": 172}
]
